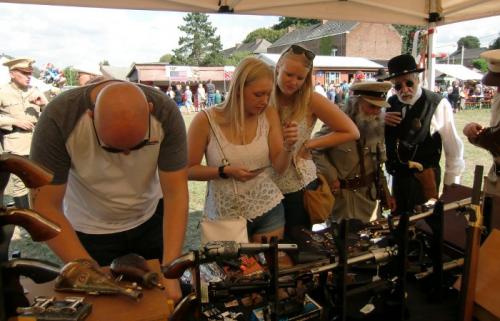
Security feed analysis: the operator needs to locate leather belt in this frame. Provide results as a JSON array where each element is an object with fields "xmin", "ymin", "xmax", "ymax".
[{"xmin": 339, "ymin": 173, "xmax": 375, "ymax": 190}]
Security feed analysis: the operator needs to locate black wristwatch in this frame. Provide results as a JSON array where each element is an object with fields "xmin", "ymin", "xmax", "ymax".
[{"xmin": 218, "ymin": 165, "xmax": 229, "ymax": 179}]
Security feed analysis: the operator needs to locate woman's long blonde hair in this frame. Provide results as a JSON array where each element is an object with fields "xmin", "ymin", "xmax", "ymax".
[
  {"xmin": 271, "ymin": 46, "xmax": 314, "ymax": 123},
  {"xmin": 215, "ymin": 56, "xmax": 274, "ymax": 144}
]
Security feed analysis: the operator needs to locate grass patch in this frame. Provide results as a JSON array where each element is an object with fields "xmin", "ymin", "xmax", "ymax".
[{"xmin": 8, "ymin": 108, "xmax": 493, "ymax": 262}]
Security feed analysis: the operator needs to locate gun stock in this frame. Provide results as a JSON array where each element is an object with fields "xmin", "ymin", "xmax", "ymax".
[
  {"xmin": 161, "ymin": 252, "xmax": 196, "ymax": 279},
  {"xmin": 0, "ymin": 153, "xmax": 53, "ymax": 188},
  {"xmin": 459, "ymin": 165, "xmax": 483, "ymax": 321},
  {"xmin": 3, "ymin": 258, "xmax": 61, "ymax": 283},
  {"xmin": 0, "ymin": 208, "xmax": 61, "ymax": 241}
]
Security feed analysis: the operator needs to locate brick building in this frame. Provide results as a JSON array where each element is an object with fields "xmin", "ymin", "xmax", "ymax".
[{"xmin": 267, "ymin": 21, "xmax": 402, "ymax": 62}]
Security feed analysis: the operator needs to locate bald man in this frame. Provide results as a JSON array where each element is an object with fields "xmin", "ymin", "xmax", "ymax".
[{"xmin": 30, "ymin": 81, "xmax": 188, "ymax": 302}]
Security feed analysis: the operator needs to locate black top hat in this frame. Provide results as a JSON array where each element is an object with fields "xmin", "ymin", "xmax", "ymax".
[{"xmin": 385, "ymin": 54, "xmax": 424, "ymax": 80}]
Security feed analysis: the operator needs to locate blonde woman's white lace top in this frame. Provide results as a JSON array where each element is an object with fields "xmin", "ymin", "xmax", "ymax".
[
  {"xmin": 273, "ymin": 116, "xmax": 317, "ymax": 194},
  {"xmin": 204, "ymin": 110, "xmax": 284, "ymax": 220}
]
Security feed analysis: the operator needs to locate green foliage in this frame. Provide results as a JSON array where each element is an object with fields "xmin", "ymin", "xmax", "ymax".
[
  {"xmin": 99, "ymin": 60, "xmax": 110, "ymax": 66},
  {"xmin": 489, "ymin": 36, "xmax": 500, "ymax": 49},
  {"xmin": 223, "ymin": 51, "xmax": 253, "ymax": 66},
  {"xmin": 393, "ymin": 24, "xmax": 420, "ymax": 54},
  {"xmin": 472, "ymin": 58, "xmax": 488, "ymax": 72},
  {"xmin": 272, "ymin": 17, "xmax": 320, "ymax": 30},
  {"xmin": 64, "ymin": 67, "xmax": 78, "ymax": 86},
  {"xmin": 171, "ymin": 13, "xmax": 223, "ymax": 66},
  {"xmin": 243, "ymin": 28, "xmax": 285, "ymax": 44},
  {"xmin": 319, "ymin": 37, "xmax": 333, "ymax": 55},
  {"xmin": 457, "ymin": 35, "xmax": 480, "ymax": 49},
  {"xmin": 159, "ymin": 53, "xmax": 173, "ymax": 63}
]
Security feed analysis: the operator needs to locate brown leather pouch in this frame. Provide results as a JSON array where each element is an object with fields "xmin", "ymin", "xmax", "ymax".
[{"xmin": 414, "ymin": 168, "xmax": 438, "ymax": 201}]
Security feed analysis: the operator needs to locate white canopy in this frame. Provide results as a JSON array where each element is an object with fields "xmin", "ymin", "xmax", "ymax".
[
  {"xmin": 1, "ymin": 0, "xmax": 499, "ymax": 26},
  {"xmin": 260, "ymin": 53, "xmax": 383, "ymax": 69},
  {"xmin": 435, "ymin": 64, "xmax": 483, "ymax": 81}
]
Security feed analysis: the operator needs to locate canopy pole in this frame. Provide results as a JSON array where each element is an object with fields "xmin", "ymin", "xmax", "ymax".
[{"xmin": 426, "ymin": 24, "xmax": 436, "ymax": 90}]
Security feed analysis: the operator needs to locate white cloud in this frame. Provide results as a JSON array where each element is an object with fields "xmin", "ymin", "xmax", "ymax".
[{"xmin": 435, "ymin": 16, "xmax": 500, "ymax": 53}]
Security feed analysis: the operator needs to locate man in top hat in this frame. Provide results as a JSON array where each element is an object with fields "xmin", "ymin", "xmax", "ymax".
[
  {"xmin": 0, "ymin": 57, "xmax": 48, "ymax": 208},
  {"xmin": 313, "ymin": 81, "xmax": 396, "ymax": 222},
  {"xmin": 463, "ymin": 49, "xmax": 500, "ymax": 197},
  {"xmin": 384, "ymin": 54, "xmax": 464, "ymax": 215}
]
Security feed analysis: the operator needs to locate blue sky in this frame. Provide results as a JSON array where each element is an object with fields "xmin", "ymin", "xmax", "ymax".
[{"xmin": 0, "ymin": 3, "xmax": 498, "ymax": 70}]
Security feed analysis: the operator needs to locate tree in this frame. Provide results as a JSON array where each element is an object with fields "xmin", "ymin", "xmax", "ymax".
[
  {"xmin": 272, "ymin": 17, "xmax": 320, "ymax": 30},
  {"xmin": 223, "ymin": 51, "xmax": 252, "ymax": 66},
  {"xmin": 393, "ymin": 24, "xmax": 421, "ymax": 54},
  {"xmin": 489, "ymin": 36, "xmax": 500, "ymax": 49},
  {"xmin": 159, "ymin": 53, "xmax": 173, "ymax": 63},
  {"xmin": 64, "ymin": 67, "xmax": 78, "ymax": 86},
  {"xmin": 171, "ymin": 13, "xmax": 223, "ymax": 66},
  {"xmin": 99, "ymin": 60, "xmax": 110, "ymax": 66},
  {"xmin": 472, "ymin": 58, "xmax": 488, "ymax": 73},
  {"xmin": 243, "ymin": 28, "xmax": 285, "ymax": 44},
  {"xmin": 457, "ymin": 35, "xmax": 480, "ymax": 49}
]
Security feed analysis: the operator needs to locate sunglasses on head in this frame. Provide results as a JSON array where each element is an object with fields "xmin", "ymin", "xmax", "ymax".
[
  {"xmin": 288, "ymin": 45, "xmax": 316, "ymax": 61},
  {"xmin": 92, "ymin": 114, "xmax": 157, "ymax": 153},
  {"xmin": 394, "ymin": 80, "xmax": 415, "ymax": 91}
]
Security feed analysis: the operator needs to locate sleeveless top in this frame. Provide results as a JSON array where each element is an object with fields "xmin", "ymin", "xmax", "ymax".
[
  {"xmin": 273, "ymin": 116, "xmax": 317, "ymax": 194},
  {"xmin": 204, "ymin": 110, "xmax": 284, "ymax": 220}
]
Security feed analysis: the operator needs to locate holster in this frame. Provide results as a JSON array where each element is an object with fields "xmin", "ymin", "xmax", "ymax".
[{"xmin": 414, "ymin": 168, "xmax": 438, "ymax": 201}]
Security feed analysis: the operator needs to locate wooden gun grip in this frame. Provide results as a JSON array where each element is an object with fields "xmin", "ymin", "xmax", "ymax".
[{"xmin": 0, "ymin": 153, "xmax": 53, "ymax": 188}]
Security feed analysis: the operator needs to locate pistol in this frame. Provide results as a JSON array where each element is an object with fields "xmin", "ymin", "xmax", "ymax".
[
  {"xmin": 0, "ymin": 153, "xmax": 53, "ymax": 188},
  {"xmin": 162, "ymin": 252, "xmax": 196, "ymax": 279},
  {"xmin": 0, "ymin": 207, "xmax": 61, "ymax": 241},
  {"xmin": 3, "ymin": 258, "xmax": 61, "ymax": 283},
  {"xmin": 169, "ymin": 293, "xmax": 199, "ymax": 321}
]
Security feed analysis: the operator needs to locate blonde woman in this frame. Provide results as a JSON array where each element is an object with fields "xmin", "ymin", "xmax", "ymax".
[
  {"xmin": 188, "ymin": 57, "xmax": 298, "ymax": 242},
  {"xmin": 271, "ymin": 44, "xmax": 360, "ymax": 235}
]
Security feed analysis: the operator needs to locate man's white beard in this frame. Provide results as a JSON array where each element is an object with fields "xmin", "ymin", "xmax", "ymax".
[{"xmin": 354, "ymin": 112, "xmax": 385, "ymax": 144}]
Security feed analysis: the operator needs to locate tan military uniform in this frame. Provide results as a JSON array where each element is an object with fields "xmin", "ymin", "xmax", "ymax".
[
  {"xmin": 0, "ymin": 82, "xmax": 43, "ymax": 197},
  {"xmin": 313, "ymin": 124, "xmax": 389, "ymax": 222}
]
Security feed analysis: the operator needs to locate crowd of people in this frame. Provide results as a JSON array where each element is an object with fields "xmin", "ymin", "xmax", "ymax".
[
  {"xmin": 1, "ymin": 46, "xmax": 499, "ymax": 305},
  {"xmin": 166, "ymin": 80, "xmax": 225, "ymax": 114}
]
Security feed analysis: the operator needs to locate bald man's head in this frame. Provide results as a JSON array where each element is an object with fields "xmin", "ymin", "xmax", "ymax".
[{"xmin": 94, "ymin": 82, "xmax": 150, "ymax": 151}]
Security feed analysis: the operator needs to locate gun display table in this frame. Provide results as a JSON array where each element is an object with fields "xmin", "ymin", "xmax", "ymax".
[{"xmin": 15, "ymin": 260, "xmax": 171, "ymax": 321}]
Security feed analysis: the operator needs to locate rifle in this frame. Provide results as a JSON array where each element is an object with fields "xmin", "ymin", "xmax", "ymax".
[
  {"xmin": 374, "ymin": 144, "xmax": 389, "ymax": 209},
  {"xmin": 459, "ymin": 165, "xmax": 483, "ymax": 321},
  {"xmin": 162, "ymin": 242, "xmax": 297, "ymax": 279},
  {"xmin": 0, "ymin": 153, "xmax": 53, "ymax": 188},
  {"xmin": 0, "ymin": 207, "xmax": 61, "ymax": 241}
]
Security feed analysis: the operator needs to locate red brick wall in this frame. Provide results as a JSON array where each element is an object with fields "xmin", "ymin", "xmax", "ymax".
[{"xmin": 346, "ymin": 23, "xmax": 402, "ymax": 60}]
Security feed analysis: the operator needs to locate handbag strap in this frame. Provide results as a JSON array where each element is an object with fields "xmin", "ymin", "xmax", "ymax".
[{"xmin": 203, "ymin": 109, "xmax": 229, "ymax": 166}]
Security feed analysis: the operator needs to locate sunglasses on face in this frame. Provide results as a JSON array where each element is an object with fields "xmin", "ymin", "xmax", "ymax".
[
  {"xmin": 92, "ymin": 114, "xmax": 157, "ymax": 153},
  {"xmin": 394, "ymin": 80, "xmax": 415, "ymax": 91},
  {"xmin": 288, "ymin": 44, "xmax": 316, "ymax": 61}
]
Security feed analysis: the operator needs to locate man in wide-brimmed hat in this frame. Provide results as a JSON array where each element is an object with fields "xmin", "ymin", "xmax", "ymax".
[
  {"xmin": 0, "ymin": 57, "xmax": 48, "ymax": 208},
  {"xmin": 463, "ymin": 49, "xmax": 500, "ymax": 197},
  {"xmin": 383, "ymin": 54, "xmax": 464, "ymax": 215},
  {"xmin": 313, "ymin": 81, "xmax": 396, "ymax": 222}
]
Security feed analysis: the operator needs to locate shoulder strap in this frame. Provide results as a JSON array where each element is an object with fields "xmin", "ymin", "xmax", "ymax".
[{"xmin": 202, "ymin": 109, "xmax": 229, "ymax": 166}]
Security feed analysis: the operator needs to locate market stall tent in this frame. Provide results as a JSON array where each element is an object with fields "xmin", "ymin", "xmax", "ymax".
[
  {"xmin": 1, "ymin": 0, "xmax": 499, "ymax": 26},
  {"xmin": 435, "ymin": 64, "xmax": 483, "ymax": 81}
]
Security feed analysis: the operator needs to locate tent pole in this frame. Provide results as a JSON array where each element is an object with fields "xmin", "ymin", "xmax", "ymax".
[{"xmin": 426, "ymin": 24, "xmax": 436, "ymax": 90}]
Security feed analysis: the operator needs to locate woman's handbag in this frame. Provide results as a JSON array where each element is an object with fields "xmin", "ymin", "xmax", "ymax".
[
  {"xmin": 200, "ymin": 216, "xmax": 249, "ymax": 244},
  {"xmin": 293, "ymin": 156, "xmax": 335, "ymax": 224},
  {"xmin": 199, "ymin": 110, "xmax": 249, "ymax": 244},
  {"xmin": 414, "ymin": 167, "xmax": 438, "ymax": 201},
  {"xmin": 303, "ymin": 173, "xmax": 335, "ymax": 224}
]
